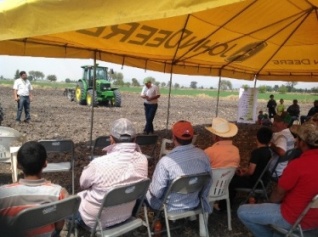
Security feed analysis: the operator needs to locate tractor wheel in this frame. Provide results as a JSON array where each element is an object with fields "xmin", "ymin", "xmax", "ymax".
[
  {"xmin": 67, "ymin": 89, "xmax": 74, "ymax": 101},
  {"xmin": 75, "ymin": 82, "xmax": 86, "ymax": 105},
  {"xmin": 86, "ymin": 89, "xmax": 98, "ymax": 107},
  {"xmin": 113, "ymin": 90, "xmax": 121, "ymax": 107}
]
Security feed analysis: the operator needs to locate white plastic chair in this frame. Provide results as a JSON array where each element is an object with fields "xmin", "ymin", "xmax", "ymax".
[
  {"xmin": 271, "ymin": 194, "xmax": 318, "ymax": 237},
  {"xmin": 199, "ymin": 167, "xmax": 236, "ymax": 234},
  {"xmin": 0, "ymin": 126, "xmax": 25, "ymax": 182}
]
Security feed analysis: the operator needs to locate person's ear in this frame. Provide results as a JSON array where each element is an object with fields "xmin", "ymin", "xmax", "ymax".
[{"xmin": 43, "ymin": 160, "xmax": 47, "ymax": 168}]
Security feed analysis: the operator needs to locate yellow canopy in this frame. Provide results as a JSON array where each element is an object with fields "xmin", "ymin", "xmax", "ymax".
[{"xmin": 1, "ymin": 0, "xmax": 318, "ymax": 82}]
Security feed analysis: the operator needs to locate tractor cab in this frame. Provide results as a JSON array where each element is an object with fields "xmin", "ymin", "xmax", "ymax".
[{"xmin": 81, "ymin": 65, "xmax": 109, "ymax": 88}]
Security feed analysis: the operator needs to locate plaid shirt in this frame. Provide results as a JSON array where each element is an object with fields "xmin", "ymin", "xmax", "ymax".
[
  {"xmin": 78, "ymin": 143, "xmax": 148, "ymax": 229},
  {"xmin": 146, "ymin": 144, "xmax": 212, "ymax": 213}
]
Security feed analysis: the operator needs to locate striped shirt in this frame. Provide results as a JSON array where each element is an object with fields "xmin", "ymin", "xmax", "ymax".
[
  {"xmin": 146, "ymin": 144, "xmax": 212, "ymax": 213},
  {"xmin": 78, "ymin": 142, "xmax": 148, "ymax": 229},
  {"xmin": 0, "ymin": 179, "xmax": 67, "ymax": 237}
]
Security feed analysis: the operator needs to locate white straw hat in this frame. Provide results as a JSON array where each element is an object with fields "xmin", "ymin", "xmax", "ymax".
[{"xmin": 205, "ymin": 117, "xmax": 238, "ymax": 138}]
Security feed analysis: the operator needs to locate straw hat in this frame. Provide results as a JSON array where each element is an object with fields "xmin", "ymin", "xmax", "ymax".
[{"xmin": 205, "ymin": 117, "xmax": 238, "ymax": 138}]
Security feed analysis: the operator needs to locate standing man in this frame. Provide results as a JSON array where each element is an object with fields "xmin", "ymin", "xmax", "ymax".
[
  {"xmin": 267, "ymin": 94, "xmax": 277, "ymax": 119},
  {"xmin": 13, "ymin": 71, "xmax": 33, "ymax": 123},
  {"xmin": 140, "ymin": 78, "xmax": 160, "ymax": 134},
  {"xmin": 237, "ymin": 122, "xmax": 318, "ymax": 237}
]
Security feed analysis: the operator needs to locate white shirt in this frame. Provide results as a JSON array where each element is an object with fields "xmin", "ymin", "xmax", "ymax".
[
  {"xmin": 269, "ymin": 128, "xmax": 295, "ymax": 177},
  {"xmin": 141, "ymin": 84, "xmax": 160, "ymax": 104},
  {"xmin": 13, "ymin": 78, "xmax": 33, "ymax": 96}
]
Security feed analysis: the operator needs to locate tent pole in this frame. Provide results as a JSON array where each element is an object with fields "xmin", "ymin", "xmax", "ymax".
[
  {"xmin": 253, "ymin": 75, "xmax": 257, "ymax": 88},
  {"xmin": 215, "ymin": 70, "xmax": 222, "ymax": 117},
  {"xmin": 165, "ymin": 68, "xmax": 173, "ymax": 132},
  {"xmin": 89, "ymin": 52, "xmax": 97, "ymax": 150}
]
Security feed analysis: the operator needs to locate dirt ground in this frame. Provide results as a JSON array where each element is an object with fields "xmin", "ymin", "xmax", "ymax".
[{"xmin": 0, "ymin": 86, "xmax": 313, "ymax": 237}]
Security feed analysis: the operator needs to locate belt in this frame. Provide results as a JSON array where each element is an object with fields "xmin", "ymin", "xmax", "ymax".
[{"xmin": 18, "ymin": 95, "xmax": 29, "ymax": 97}]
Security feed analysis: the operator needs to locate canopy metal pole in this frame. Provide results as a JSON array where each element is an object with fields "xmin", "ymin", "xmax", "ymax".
[
  {"xmin": 165, "ymin": 67, "xmax": 174, "ymax": 131},
  {"xmin": 89, "ymin": 52, "xmax": 97, "ymax": 149},
  {"xmin": 215, "ymin": 70, "xmax": 222, "ymax": 117},
  {"xmin": 253, "ymin": 75, "xmax": 257, "ymax": 88}
]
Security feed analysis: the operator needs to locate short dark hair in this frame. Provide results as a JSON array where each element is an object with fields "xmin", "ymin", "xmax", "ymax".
[
  {"xmin": 19, "ymin": 71, "xmax": 26, "ymax": 76},
  {"xmin": 17, "ymin": 141, "xmax": 47, "ymax": 175},
  {"xmin": 270, "ymin": 94, "xmax": 274, "ymax": 98},
  {"xmin": 175, "ymin": 136, "xmax": 192, "ymax": 145},
  {"xmin": 256, "ymin": 127, "xmax": 273, "ymax": 145}
]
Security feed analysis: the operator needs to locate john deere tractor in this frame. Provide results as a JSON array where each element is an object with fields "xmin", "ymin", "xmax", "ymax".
[{"xmin": 67, "ymin": 65, "xmax": 121, "ymax": 107}]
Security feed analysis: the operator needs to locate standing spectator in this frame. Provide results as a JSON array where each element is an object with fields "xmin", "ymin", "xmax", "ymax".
[
  {"xmin": 146, "ymin": 120, "xmax": 212, "ymax": 213},
  {"xmin": 204, "ymin": 117, "xmax": 240, "ymax": 169},
  {"xmin": 287, "ymin": 99, "xmax": 300, "ymax": 126},
  {"xmin": 0, "ymin": 141, "xmax": 68, "ymax": 237},
  {"xmin": 238, "ymin": 123, "xmax": 318, "ymax": 237},
  {"xmin": 13, "ymin": 71, "xmax": 33, "ymax": 124},
  {"xmin": 77, "ymin": 118, "xmax": 148, "ymax": 229},
  {"xmin": 269, "ymin": 112, "xmax": 295, "ymax": 179},
  {"xmin": 276, "ymin": 99, "xmax": 285, "ymax": 116},
  {"xmin": 140, "ymin": 78, "xmax": 160, "ymax": 134},
  {"xmin": 267, "ymin": 94, "xmax": 277, "ymax": 119},
  {"xmin": 300, "ymin": 100, "xmax": 318, "ymax": 124}
]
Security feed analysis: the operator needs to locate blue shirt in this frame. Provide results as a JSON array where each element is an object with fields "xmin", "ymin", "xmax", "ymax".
[{"xmin": 146, "ymin": 143, "xmax": 212, "ymax": 213}]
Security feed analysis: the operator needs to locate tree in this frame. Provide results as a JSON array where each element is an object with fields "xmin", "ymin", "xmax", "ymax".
[
  {"xmin": 174, "ymin": 83, "xmax": 180, "ymax": 89},
  {"xmin": 161, "ymin": 82, "xmax": 166, "ymax": 88},
  {"xmin": 258, "ymin": 85, "xmax": 267, "ymax": 93},
  {"xmin": 29, "ymin": 71, "xmax": 45, "ymax": 80},
  {"xmin": 286, "ymin": 81, "xmax": 298, "ymax": 92},
  {"xmin": 27, "ymin": 76, "xmax": 33, "ymax": 81},
  {"xmin": 131, "ymin": 78, "xmax": 140, "ymax": 87},
  {"xmin": 242, "ymin": 84, "xmax": 250, "ymax": 90},
  {"xmin": 47, "ymin": 74, "xmax": 57, "ymax": 82},
  {"xmin": 154, "ymin": 81, "xmax": 160, "ymax": 86},
  {"xmin": 14, "ymin": 70, "xmax": 20, "ymax": 79},
  {"xmin": 112, "ymin": 72, "xmax": 124, "ymax": 86},
  {"xmin": 273, "ymin": 85, "xmax": 279, "ymax": 92},
  {"xmin": 124, "ymin": 82, "xmax": 131, "ymax": 87},
  {"xmin": 278, "ymin": 85, "xmax": 287, "ymax": 94},
  {"xmin": 65, "ymin": 78, "xmax": 71, "ymax": 83},
  {"xmin": 190, "ymin": 81, "xmax": 197, "ymax": 89},
  {"xmin": 219, "ymin": 80, "xmax": 232, "ymax": 90}
]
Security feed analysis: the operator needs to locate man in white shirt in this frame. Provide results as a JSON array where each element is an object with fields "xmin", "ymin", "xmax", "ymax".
[
  {"xmin": 269, "ymin": 112, "xmax": 295, "ymax": 178},
  {"xmin": 140, "ymin": 78, "xmax": 160, "ymax": 134},
  {"xmin": 13, "ymin": 71, "xmax": 33, "ymax": 123}
]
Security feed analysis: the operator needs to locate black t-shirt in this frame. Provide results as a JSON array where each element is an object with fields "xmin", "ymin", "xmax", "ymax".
[{"xmin": 249, "ymin": 146, "xmax": 272, "ymax": 185}]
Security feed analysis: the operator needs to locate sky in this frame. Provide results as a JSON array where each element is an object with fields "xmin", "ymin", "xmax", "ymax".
[{"xmin": 1, "ymin": 55, "xmax": 318, "ymax": 89}]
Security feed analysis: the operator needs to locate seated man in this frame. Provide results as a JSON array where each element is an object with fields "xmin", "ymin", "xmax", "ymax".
[
  {"xmin": 269, "ymin": 112, "xmax": 295, "ymax": 179},
  {"xmin": 204, "ymin": 117, "xmax": 240, "ymax": 169},
  {"xmin": 229, "ymin": 126, "xmax": 273, "ymax": 202},
  {"xmin": 300, "ymin": 100, "xmax": 318, "ymax": 124},
  {"xmin": 238, "ymin": 122, "xmax": 318, "ymax": 237},
  {"xmin": 146, "ymin": 120, "xmax": 212, "ymax": 213},
  {"xmin": 0, "ymin": 141, "xmax": 68, "ymax": 237},
  {"xmin": 77, "ymin": 118, "xmax": 148, "ymax": 229}
]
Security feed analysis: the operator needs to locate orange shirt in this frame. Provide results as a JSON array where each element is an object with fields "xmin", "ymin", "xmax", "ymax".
[{"xmin": 204, "ymin": 140, "xmax": 240, "ymax": 168}]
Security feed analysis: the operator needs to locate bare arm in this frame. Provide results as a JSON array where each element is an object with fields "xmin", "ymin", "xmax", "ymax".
[
  {"xmin": 13, "ymin": 89, "xmax": 19, "ymax": 101},
  {"xmin": 271, "ymin": 143, "xmax": 286, "ymax": 157},
  {"xmin": 270, "ymin": 185, "xmax": 286, "ymax": 203}
]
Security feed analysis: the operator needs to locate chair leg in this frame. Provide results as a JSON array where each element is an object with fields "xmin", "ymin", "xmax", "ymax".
[
  {"xmin": 199, "ymin": 213, "xmax": 209, "ymax": 237},
  {"xmin": 226, "ymin": 198, "xmax": 232, "ymax": 231},
  {"xmin": 163, "ymin": 207, "xmax": 171, "ymax": 237},
  {"xmin": 143, "ymin": 206, "xmax": 152, "ymax": 237}
]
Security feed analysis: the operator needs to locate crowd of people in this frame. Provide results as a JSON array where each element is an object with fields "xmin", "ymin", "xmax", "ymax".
[{"xmin": 1, "ymin": 77, "xmax": 318, "ymax": 236}]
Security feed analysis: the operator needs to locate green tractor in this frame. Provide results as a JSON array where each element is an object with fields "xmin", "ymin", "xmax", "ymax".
[{"xmin": 67, "ymin": 65, "xmax": 121, "ymax": 107}]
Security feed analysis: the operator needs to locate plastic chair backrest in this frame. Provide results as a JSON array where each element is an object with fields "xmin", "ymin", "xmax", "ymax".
[
  {"xmin": 209, "ymin": 167, "xmax": 236, "ymax": 199},
  {"xmin": 93, "ymin": 136, "xmax": 111, "ymax": 151},
  {"xmin": 135, "ymin": 135, "xmax": 158, "ymax": 159},
  {"xmin": 0, "ymin": 126, "xmax": 23, "ymax": 161},
  {"xmin": 9, "ymin": 196, "xmax": 81, "ymax": 235}
]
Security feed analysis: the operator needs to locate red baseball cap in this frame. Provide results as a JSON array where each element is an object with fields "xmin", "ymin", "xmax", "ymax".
[{"xmin": 172, "ymin": 120, "xmax": 194, "ymax": 140}]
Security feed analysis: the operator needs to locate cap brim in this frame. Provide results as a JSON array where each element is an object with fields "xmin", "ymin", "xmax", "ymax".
[{"xmin": 205, "ymin": 123, "xmax": 238, "ymax": 138}]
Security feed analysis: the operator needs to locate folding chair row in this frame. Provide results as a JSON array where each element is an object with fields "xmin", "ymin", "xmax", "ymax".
[{"xmin": 90, "ymin": 135, "xmax": 159, "ymax": 161}]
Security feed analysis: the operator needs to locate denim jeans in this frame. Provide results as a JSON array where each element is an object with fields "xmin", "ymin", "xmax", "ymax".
[
  {"xmin": 237, "ymin": 203, "xmax": 291, "ymax": 237},
  {"xmin": 143, "ymin": 103, "xmax": 158, "ymax": 134},
  {"xmin": 16, "ymin": 96, "xmax": 31, "ymax": 121}
]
